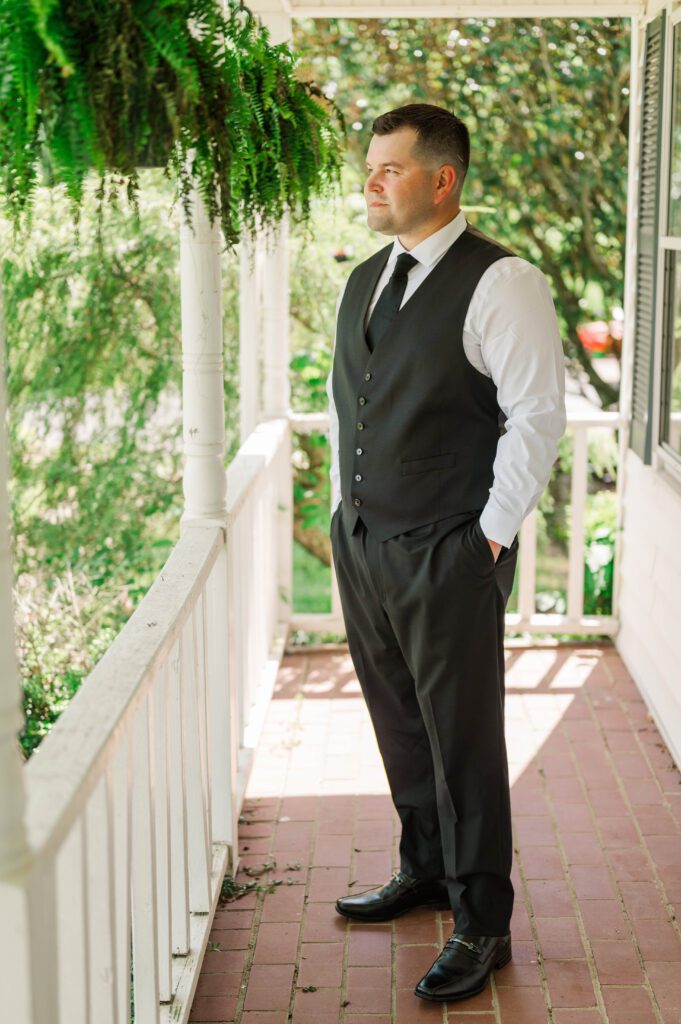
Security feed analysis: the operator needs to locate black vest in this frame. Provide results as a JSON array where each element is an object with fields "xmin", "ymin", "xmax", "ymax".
[{"xmin": 331, "ymin": 224, "xmax": 516, "ymax": 540}]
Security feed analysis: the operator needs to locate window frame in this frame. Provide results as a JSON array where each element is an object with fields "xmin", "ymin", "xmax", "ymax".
[{"xmin": 654, "ymin": 3, "xmax": 681, "ymax": 487}]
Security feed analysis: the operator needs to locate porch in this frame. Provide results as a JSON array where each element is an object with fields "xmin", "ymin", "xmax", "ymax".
[
  {"xmin": 189, "ymin": 645, "xmax": 681, "ymax": 1024},
  {"xmin": 1, "ymin": 1, "xmax": 679, "ymax": 1022}
]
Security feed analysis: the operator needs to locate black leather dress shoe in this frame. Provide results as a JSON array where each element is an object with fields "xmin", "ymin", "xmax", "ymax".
[
  {"xmin": 335, "ymin": 870, "xmax": 450, "ymax": 922},
  {"xmin": 414, "ymin": 932, "xmax": 512, "ymax": 1001}
]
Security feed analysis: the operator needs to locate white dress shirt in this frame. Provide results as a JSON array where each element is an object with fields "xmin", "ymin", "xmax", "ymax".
[{"xmin": 325, "ymin": 209, "xmax": 567, "ymax": 549}]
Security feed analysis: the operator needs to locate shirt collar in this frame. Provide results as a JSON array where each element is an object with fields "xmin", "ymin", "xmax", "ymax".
[{"xmin": 390, "ymin": 209, "xmax": 468, "ymax": 268}]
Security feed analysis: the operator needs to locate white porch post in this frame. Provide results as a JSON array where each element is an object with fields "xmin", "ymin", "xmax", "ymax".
[
  {"xmin": 179, "ymin": 192, "xmax": 227, "ymax": 530},
  {"xmin": 179, "ymin": 196, "xmax": 240, "ymax": 851},
  {"xmin": 251, "ymin": 0, "xmax": 293, "ymax": 421},
  {"xmin": 259, "ymin": 6, "xmax": 293, "ymax": 423},
  {"xmin": 0, "ymin": 335, "xmax": 29, "ymax": 877},
  {"xmin": 257, "ymin": 5, "xmax": 294, "ymax": 625},
  {"xmin": 239, "ymin": 233, "xmax": 261, "ymax": 443},
  {"xmin": 261, "ymin": 218, "xmax": 291, "ymax": 420},
  {"xmin": 0, "ymin": 290, "xmax": 56, "ymax": 1021}
]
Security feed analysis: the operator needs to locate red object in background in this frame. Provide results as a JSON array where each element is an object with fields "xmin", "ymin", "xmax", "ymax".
[{"xmin": 577, "ymin": 320, "xmax": 612, "ymax": 356}]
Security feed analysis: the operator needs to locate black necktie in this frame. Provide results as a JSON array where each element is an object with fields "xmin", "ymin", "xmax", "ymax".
[{"xmin": 365, "ymin": 252, "xmax": 418, "ymax": 352}]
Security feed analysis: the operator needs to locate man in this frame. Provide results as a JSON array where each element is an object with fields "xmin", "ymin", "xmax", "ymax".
[{"xmin": 326, "ymin": 103, "xmax": 566, "ymax": 1002}]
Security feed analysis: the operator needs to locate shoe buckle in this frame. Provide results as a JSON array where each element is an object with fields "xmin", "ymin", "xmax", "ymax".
[
  {"xmin": 448, "ymin": 936, "xmax": 482, "ymax": 956},
  {"xmin": 389, "ymin": 869, "xmax": 415, "ymax": 887}
]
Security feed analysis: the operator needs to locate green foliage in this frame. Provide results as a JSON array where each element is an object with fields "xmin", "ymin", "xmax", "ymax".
[
  {"xmin": 0, "ymin": 0, "xmax": 345, "ymax": 245},
  {"xmin": 4, "ymin": 16, "xmax": 631, "ymax": 740},
  {"xmin": 583, "ymin": 490, "xmax": 617, "ymax": 615},
  {"xmin": 293, "ymin": 538, "xmax": 330, "ymax": 614},
  {"xmin": 294, "ymin": 15, "xmax": 630, "ymax": 408},
  {"xmin": 286, "ymin": 16, "xmax": 629, "ymax": 591},
  {"xmin": 15, "ymin": 566, "xmax": 119, "ymax": 756},
  {"xmin": 4, "ymin": 179, "xmax": 183, "ymax": 582},
  {"xmin": 2, "ymin": 177, "xmax": 241, "ymax": 756}
]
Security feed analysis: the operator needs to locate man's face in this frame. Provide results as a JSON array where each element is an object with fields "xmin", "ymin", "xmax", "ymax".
[{"xmin": 364, "ymin": 126, "xmax": 444, "ymax": 237}]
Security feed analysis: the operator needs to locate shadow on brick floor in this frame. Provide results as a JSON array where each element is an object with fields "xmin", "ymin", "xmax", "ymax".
[{"xmin": 189, "ymin": 643, "xmax": 681, "ymax": 1024}]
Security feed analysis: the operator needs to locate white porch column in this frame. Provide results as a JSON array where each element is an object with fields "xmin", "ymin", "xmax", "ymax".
[
  {"xmin": 239, "ymin": 233, "xmax": 261, "ymax": 443},
  {"xmin": 0, "ymin": 288, "xmax": 56, "ymax": 1021},
  {"xmin": 255, "ymin": 3, "xmax": 294, "ymax": 623},
  {"xmin": 261, "ymin": 221, "xmax": 290, "ymax": 418},
  {"xmin": 258, "ymin": 6, "xmax": 292, "ymax": 420},
  {"xmin": 179, "ymin": 192, "xmax": 227, "ymax": 529},
  {"xmin": 0, "ymin": 289, "xmax": 29, "ymax": 883}
]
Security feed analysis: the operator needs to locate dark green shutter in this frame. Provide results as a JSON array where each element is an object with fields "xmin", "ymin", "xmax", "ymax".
[{"xmin": 630, "ymin": 12, "xmax": 666, "ymax": 463}]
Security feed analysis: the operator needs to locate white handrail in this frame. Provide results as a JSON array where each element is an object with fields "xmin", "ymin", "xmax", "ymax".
[
  {"xmin": 3, "ymin": 415, "xmax": 292, "ymax": 1024},
  {"xmin": 24, "ymin": 527, "xmax": 224, "ymax": 859},
  {"xmin": 289, "ymin": 408, "xmax": 627, "ymax": 637}
]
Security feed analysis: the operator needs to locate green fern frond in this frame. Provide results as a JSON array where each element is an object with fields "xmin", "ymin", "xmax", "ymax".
[{"xmin": 0, "ymin": 0, "xmax": 345, "ymax": 243}]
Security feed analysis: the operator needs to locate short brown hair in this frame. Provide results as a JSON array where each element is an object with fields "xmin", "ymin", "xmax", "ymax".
[{"xmin": 371, "ymin": 103, "xmax": 470, "ymax": 191}]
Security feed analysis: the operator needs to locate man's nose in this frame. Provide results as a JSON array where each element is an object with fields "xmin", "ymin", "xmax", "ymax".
[{"xmin": 366, "ymin": 173, "xmax": 382, "ymax": 193}]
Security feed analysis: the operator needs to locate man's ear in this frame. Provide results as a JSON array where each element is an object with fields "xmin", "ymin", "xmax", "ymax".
[{"xmin": 435, "ymin": 164, "xmax": 458, "ymax": 204}]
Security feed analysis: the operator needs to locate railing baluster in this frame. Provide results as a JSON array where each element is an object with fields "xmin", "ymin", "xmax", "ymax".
[
  {"xmin": 152, "ymin": 663, "xmax": 173, "ymax": 1002},
  {"xmin": 182, "ymin": 612, "xmax": 211, "ymax": 912},
  {"xmin": 168, "ymin": 638, "xmax": 190, "ymax": 955},
  {"xmin": 234, "ymin": 517, "xmax": 246, "ymax": 742},
  {"xmin": 518, "ymin": 510, "xmax": 538, "ymax": 621},
  {"xmin": 85, "ymin": 772, "xmax": 118, "ymax": 1024},
  {"xmin": 207, "ymin": 547, "xmax": 237, "ymax": 846},
  {"xmin": 254, "ymin": 496, "xmax": 263, "ymax": 681},
  {"xmin": 568, "ymin": 425, "xmax": 589, "ymax": 623},
  {"xmin": 195, "ymin": 590, "xmax": 212, "ymax": 851},
  {"xmin": 57, "ymin": 819, "xmax": 89, "ymax": 1023},
  {"xmin": 111, "ymin": 733, "xmax": 131, "ymax": 1024},
  {"xmin": 131, "ymin": 692, "xmax": 160, "ymax": 1023},
  {"xmin": 251, "ymin": 499, "xmax": 259, "ymax": 702},
  {"xmin": 248, "ymin": 505, "xmax": 255, "ymax": 713},
  {"xmin": 266, "ymin": 481, "xmax": 273, "ymax": 638},
  {"xmin": 238, "ymin": 515, "xmax": 248, "ymax": 724}
]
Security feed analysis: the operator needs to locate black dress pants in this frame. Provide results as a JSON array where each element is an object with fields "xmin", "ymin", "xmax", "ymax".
[{"xmin": 330, "ymin": 503, "xmax": 519, "ymax": 936}]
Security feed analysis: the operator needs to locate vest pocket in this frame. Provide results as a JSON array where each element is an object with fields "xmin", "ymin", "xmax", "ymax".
[{"xmin": 399, "ymin": 451, "xmax": 457, "ymax": 476}]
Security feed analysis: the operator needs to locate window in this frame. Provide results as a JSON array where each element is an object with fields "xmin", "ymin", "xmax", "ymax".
[
  {"xmin": 660, "ymin": 16, "xmax": 681, "ymax": 462},
  {"xmin": 630, "ymin": 13, "xmax": 665, "ymax": 466}
]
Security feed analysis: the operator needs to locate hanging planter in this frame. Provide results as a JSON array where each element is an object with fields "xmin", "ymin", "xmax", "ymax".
[{"xmin": 0, "ymin": 0, "xmax": 345, "ymax": 246}]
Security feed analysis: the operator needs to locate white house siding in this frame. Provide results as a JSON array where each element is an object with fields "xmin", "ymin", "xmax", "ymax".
[
  {"xmin": 614, "ymin": 0, "xmax": 681, "ymax": 767},
  {"xmin": 616, "ymin": 450, "xmax": 681, "ymax": 766}
]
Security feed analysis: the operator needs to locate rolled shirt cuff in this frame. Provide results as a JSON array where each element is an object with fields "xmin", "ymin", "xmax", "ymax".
[{"xmin": 479, "ymin": 504, "xmax": 522, "ymax": 550}]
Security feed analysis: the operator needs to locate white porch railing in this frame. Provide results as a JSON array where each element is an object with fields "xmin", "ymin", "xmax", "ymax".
[
  {"xmin": 289, "ymin": 408, "xmax": 626, "ymax": 637},
  {"xmin": 1, "ymin": 400, "xmax": 626, "ymax": 1024},
  {"xmin": 7, "ymin": 417, "xmax": 290, "ymax": 1024}
]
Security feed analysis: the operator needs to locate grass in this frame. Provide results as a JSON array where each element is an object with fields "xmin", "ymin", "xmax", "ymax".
[
  {"xmin": 293, "ymin": 539, "xmax": 331, "ymax": 613},
  {"xmin": 293, "ymin": 535, "xmax": 608, "ymax": 620}
]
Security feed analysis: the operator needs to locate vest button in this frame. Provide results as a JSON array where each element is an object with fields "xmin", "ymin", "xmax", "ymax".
[
  {"xmin": 364, "ymin": 372, "xmax": 372, "ymax": 381},
  {"xmin": 358, "ymin": 396, "xmax": 366, "ymax": 406},
  {"xmin": 355, "ymin": 474, "xmax": 362, "ymax": 482},
  {"xmin": 357, "ymin": 422, "xmax": 364, "ymax": 430},
  {"xmin": 356, "ymin": 447, "xmax": 363, "ymax": 455},
  {"xmin": 353, "ymin": 497, "xmax": 362, "ymax": 507}
]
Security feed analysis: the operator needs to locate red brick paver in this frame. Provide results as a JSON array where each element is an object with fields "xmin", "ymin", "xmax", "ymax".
[{"xmin": 190, "ymin": 643, "xmax": 681, "ymax": 1023}]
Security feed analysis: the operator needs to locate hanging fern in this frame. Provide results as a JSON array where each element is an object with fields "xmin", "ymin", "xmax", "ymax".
[{"xmin": 0, "ymin": 0, "xmax": 346, "ymax": 245}]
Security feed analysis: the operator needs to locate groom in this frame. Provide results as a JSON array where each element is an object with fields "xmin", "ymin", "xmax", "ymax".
[{"xmin": 326, "ymin": 103, "xmax": 566, "ymax": 1002}]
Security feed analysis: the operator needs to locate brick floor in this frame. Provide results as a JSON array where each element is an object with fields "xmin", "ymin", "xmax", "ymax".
[{"xmin": 189, "ymin": 643, "xmax": 681, "ymax": 1024}]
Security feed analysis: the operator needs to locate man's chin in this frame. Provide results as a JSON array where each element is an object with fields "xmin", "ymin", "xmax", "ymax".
[{"xmin": 366, "ymin": 211, "xmax": 396, "ymax": 235}]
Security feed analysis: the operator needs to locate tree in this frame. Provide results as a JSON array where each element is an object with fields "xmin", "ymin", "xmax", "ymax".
[
  {"xmin": 294, "ymin": 16, "xmax": 630, "ymax": 408},
  {"xmin": 2, "ymin": 177, "xmax": 241, "ymax": 755}
]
